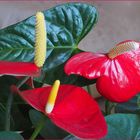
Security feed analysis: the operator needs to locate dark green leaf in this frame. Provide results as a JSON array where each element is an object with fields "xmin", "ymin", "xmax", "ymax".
[
  {"xmin": 0, "ymin": 3, "xmax": 98, "ymax": 85},
  {"xmin": 0, "ymin": 103, "xmax": 32, "ymax": 131},
  {"xmin": 0, "ymin": 103, "xmax": 6, "ymax": 130},
  {"xmin": 102, "ymin": 114, "xmax": 140, "ymax": 140},
  {"xmin": 115, "ymin": 94, "xmax": 140, "ymax": 114},
  {"xmin": 29, "ymin": 109, "xmax": 68, "ymax": 139},
  {"xmin": 0, "ymin": 76, "xmax": 30, "ymax": 103},
  {"xmin": 11, "ymin": 104, "xmax": 32, "ymax": 131},
  {"xmin": 0, "ymin": 131, "xmax": 24, "ymax": 140},
  {"xmin": 0, "ymin": 76, "xmax": 17, "ymax": 103}
]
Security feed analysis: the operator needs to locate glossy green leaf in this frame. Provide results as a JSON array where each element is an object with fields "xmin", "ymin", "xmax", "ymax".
[
  {"xmin": 0, "ymin": 131, "xmax": 24, "ymax": 140},
  {"xmin": 29, "ymin": 109, "xmax": 68, "ymax": 139},
  {"xmin": 0, "ymin": 3, "xmax": 98, "ymax": 85},
  {"xmin": 102, "ymin": 114, "xmax": 140, "ymax": 140},
  {"xmin": 115, "ymin": 94, "xmax": 140, "ymax": 114}
]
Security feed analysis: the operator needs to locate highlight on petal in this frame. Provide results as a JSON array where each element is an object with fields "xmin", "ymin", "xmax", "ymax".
[
  {"xmin": 17, "ymin": 85, "xmax": 107, "ymax": 139},
  {"xmin": 0, "ymin": 61, "xmax": 40, "ymax": 77},
  {"xmin": 65, "ymin": 40, "xmax": 140, "ymax": 103},
  {"xmin": 65, "ymin": 52, "xmax": 109, "ymax": 79}
]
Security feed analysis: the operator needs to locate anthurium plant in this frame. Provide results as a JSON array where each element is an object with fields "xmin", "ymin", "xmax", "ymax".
[{"xmin": 0, "ymin": 2, "xmax": 140, "ymax": 140}]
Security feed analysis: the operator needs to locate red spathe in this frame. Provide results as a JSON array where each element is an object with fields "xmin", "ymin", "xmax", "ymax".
[
  {"xmin": 0, "ymin": 61, "xmax": 40, "ymax": 77},
  {"xmin": 65, "ymin": 40, "xmax": 140, "ymax": 102},
  {"xmin": 17, "ymin": 85, "xmax": 107, "ymax": 139}
]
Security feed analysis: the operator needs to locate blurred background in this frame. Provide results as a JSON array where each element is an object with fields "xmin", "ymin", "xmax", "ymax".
[{"xmin": 0, "ymin": 1, "xmax": 140, "ymax": 97}]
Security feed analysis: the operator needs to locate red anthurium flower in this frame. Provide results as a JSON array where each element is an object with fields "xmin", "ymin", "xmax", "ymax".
[
  {"xmin": 0, "ymin": 61, "xmax": 40, "ymax": 77},
  {"xmin": 16, "ymin": 80, "xmax": 107, "ymax": 139},
  {"xmin": 65, "ymin": 40, "xmax": 140, "ymax": 103}
]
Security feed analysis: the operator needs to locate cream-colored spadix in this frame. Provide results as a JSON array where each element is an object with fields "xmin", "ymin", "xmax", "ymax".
[
  {"xmin": 108, "ymin": 41, "xmax": 139, "ymax": 59},
  {"xmin": 34, "ymin": 12, "xmax": 47, "ymax": 67},
  {"xmin": 45, "ymin": 80, "xmax": 60, "ymax": 114}
]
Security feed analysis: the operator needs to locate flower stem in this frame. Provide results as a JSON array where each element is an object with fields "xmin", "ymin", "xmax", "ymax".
[
  {"xmin": 30, "ymin": 116, "xmax": 46, "ymax": 140},
  {"xmin": 17, "ymin": 76, "xmax": 30, "ymax": 88},
  {"xmin": 105, "ymin": 100, "xmax": 116, "ymax": 115},
  {"xmin": 5, "ymin": 92, "xmax": 13, "ymax": 131},
  {"xmin": 87, "ymin": 85, "xmax": 94, "ymax": 97},
  {"xmin": 105, "ymin": 100, "xmax": 110, "ymax": 115},
  {"xmin": 5, "ymin": 76, "xmax": 29, "ymax": 131}
]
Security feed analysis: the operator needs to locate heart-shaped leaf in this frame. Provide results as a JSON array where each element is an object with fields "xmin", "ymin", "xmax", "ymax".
[
  {"xmin": 102, "ymin": 114, "xmax": 140, "ymax": 140},
  {"xmin": 0, "ymin": 3, "xmax": 98, "ymax": 85}
]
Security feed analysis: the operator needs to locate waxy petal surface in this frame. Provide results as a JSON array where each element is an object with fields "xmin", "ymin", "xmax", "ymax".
[
  {"xmin": 0, "ymin": 61, "xmax": 40, "ymax": 77},
  {"xmin": 65, "ymin": 41, "xmax": 140, "ymax": 102},
  {"xmin": 18, "ymin": 85, "xmax": 107, "ymax": 139},
  {"xmin": 65, "ymin": 52, "xmax": 109, "ymax": 79}
]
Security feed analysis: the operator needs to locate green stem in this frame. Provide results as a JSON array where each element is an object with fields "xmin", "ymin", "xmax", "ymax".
[
  {"xmin": 105, "ymin": 100, "xmax": 110, "ymax": 115},
  {"xmin": 5, "ymin": 76, "xmax": 29, "ymax": 131},
  {"xmin": 87, "ymin": 85, "xmax": 94, "ymax": 97},
  {"xmin": 16, "ymin": 76, "xmax": 30, "ymax": 88},
  {"xmin": 108, "ymin": 103, "xmax": 117, "ymax": 114},
  {"xmin": 30, "ymin": 116, "xmax": 46, "ymax": 140},
  {"xmin": 105, "ymin": 100, "xmax": 116, "ymax": 115},
  {"xmin": 5, "ymin": 92, "xmax": 13, "ymax": 131}
]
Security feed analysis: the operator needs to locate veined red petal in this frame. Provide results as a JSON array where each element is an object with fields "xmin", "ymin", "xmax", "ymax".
[
  {"xmin": 17, "ymin": 85, "xmax": 107, "ymax": 139},
  {"xmin": 65, "ymin": 52, "xmax": 109, "ymax": 79},
  {"xmin": 65, "ymin": 41, "xmax": 140, "ymax": 102},
  {"xmin": 96, "ymin": 56, "xmax": 139, "ymax": 102},
  {"xmin": 96, "ymin": 41, "xmax": 140, "ymax": 102},
  {"xmin": 0, "ymin": 61, "xmax": 40, "ymax": 77}
]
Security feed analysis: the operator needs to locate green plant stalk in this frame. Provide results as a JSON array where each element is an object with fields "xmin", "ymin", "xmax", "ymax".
[
  {"xmin": 137, "ymin": 95, "xmax": 140, "ymax": 107},
  {"xmin": 30, "ymin": 116, "xmax": 46, "ymax": 140},
  {"xmin": 105, "ymin": 100, "xmax": 110, "ymax": 115},
  {"xmin": 5, "ymin": 92, "xmax": 13, "ymax": 131},
  {"xmin": 87, "ymin": 85, "xmax": 94, "ymax": 97},
  {"xmin": 108, "ymin": 103, "xmax": 116, "ymax": 114},
  {"xmin": 105, "ymin": 100, "xmax": 116, "ymax": 115},
  {"xmin": 5, "ymin": 76, "xmax": 30, "ymax": 131}
]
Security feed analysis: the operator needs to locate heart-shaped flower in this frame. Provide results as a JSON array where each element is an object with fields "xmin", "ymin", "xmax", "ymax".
[
  {"xmin": 15, "ymin": 80, "xmax": 107, "ymax": 139},
  {"xmin": 65, "ymin": 40, "xmax": 140, "ymax": 102}
]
